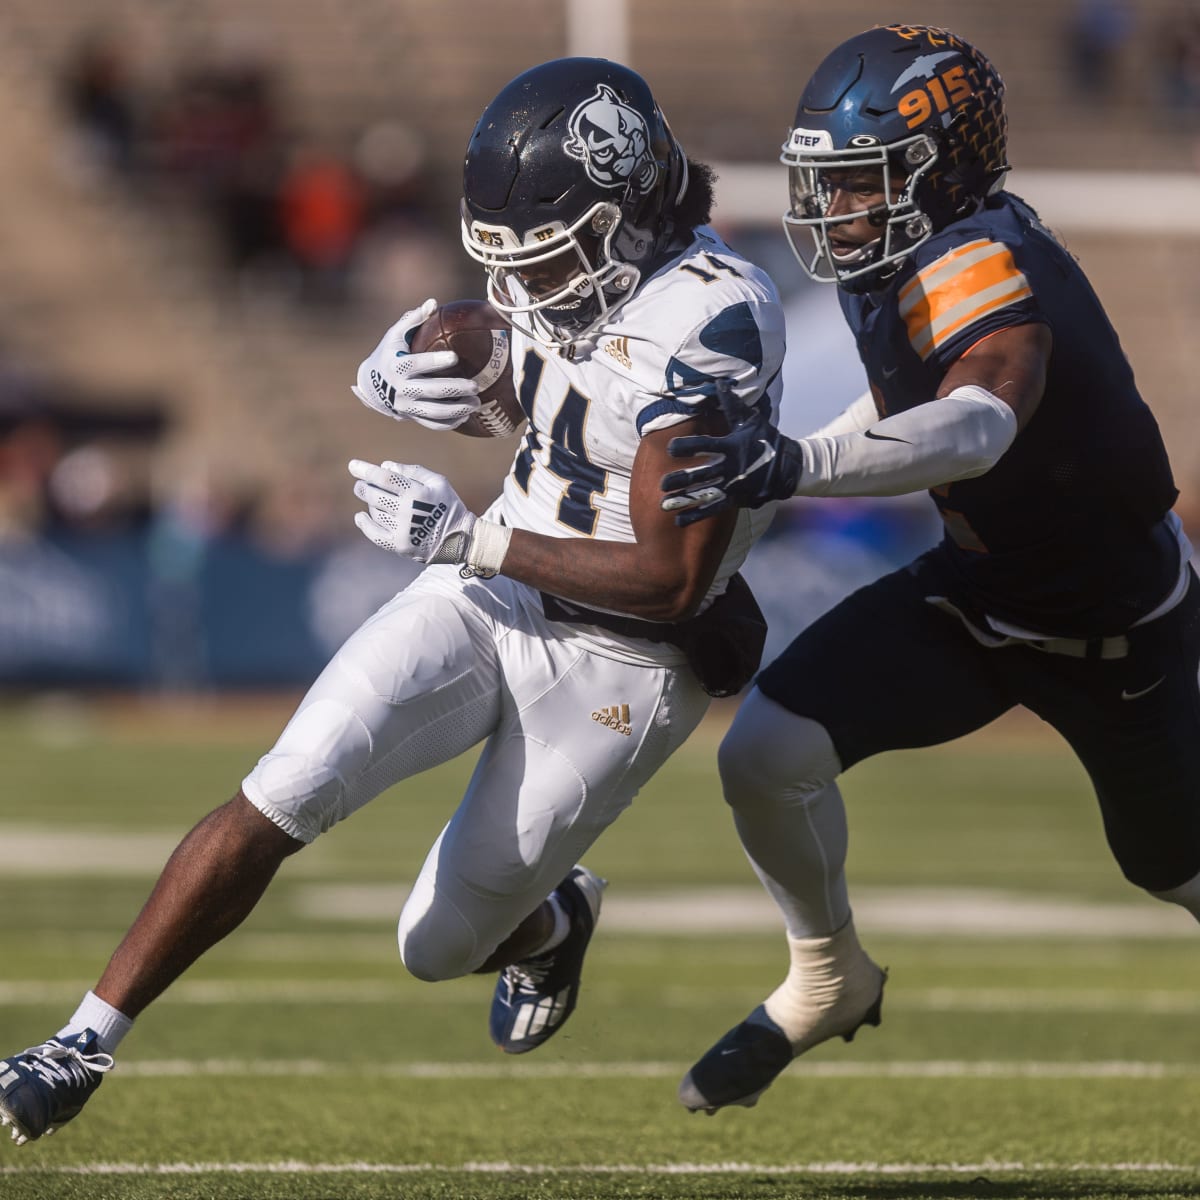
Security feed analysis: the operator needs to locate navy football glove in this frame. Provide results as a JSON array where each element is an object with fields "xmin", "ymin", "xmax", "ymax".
[{"xmin": 660, "ymin": 379, "xmax": 803, "ymax": 526}]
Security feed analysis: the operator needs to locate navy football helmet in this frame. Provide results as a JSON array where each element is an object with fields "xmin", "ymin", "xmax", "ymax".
[
  {"xmin": 781, "ymin": 25, "xmax": 1009, "ymax": 292},
  {"xmin": 461, "ymin": 58, "xmax": 688, "ymax": 349}
]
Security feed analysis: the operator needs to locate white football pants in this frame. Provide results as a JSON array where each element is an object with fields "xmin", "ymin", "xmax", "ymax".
[{"xmin": 242, "ymin": 565, "xmax": 709, "ymax": 979}]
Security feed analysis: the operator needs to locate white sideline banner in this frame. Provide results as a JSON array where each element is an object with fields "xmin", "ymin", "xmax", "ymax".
[{"xmin": 712, "ymin": 164, "xmax": 1200, "ymax": 235}]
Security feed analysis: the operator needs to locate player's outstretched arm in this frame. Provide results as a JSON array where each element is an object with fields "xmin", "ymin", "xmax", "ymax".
[{"xmin": 660, "ymin": 324, "xmax": 1050, "ymax": 524}]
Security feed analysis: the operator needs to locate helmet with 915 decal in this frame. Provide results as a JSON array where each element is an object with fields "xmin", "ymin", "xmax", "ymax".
[{"xmin": 781, "ymin": 24, "xmax": 1009, "ymax": 293}]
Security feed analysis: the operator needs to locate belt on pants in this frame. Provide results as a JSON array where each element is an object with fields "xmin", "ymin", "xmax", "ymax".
[
  {"xmin": 1025, "ymin": 634, "xmax": 1130, "ymax": 660},
  {"xmin": 926, "ymin": 596, "xmax": 1131, "ymax": 660}
]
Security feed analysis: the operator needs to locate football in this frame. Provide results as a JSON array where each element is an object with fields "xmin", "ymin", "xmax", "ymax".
[{"xmin": 409, "ymin": 300, "xmax": 523, "ymax": 438}]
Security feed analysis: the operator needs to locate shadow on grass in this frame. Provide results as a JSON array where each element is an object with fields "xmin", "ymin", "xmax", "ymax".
[{"xmin": 3, "ymin": 1175, "xmax": 1198, "ymax": 1200}]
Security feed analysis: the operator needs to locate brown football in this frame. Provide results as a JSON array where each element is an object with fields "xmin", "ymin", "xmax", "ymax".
[{"xmin": 409, "ymin": 300, "xmax": 523, "ymax": 438}]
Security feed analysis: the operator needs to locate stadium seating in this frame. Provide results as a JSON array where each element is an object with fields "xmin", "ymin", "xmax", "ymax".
[{"xmin": 0, "ymin": 0, "xmax": 1196, "ymax": 516}]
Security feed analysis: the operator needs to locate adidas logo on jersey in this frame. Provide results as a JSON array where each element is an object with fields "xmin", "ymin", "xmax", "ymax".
[
  {"xmin": 603, "ymin": 336, "xmax": 633, "ymax": 369},
  {"xmin": 409, "ymin": 500, "xmax": 447, "ymax": 548},
  {"xmin": 592, "ymin": 703, "xmax": 632, "ymax": 736}
]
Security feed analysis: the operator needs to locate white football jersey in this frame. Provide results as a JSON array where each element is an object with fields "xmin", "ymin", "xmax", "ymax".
[{"xmin": 491, "ymin": 227, "xmax": 785, "ymax": 614}]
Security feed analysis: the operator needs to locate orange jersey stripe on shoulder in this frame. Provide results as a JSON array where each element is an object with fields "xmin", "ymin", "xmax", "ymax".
[{"xmin": 899, "ymin": 240, "xmax": 1032, "ymax": 361}]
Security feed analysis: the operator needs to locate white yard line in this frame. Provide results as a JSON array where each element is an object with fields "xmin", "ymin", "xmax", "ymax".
[
  {"xmin": 19, "ymin": 1058, "xmax": 1200, "ymax": 1079},
  {"xmin": 295, "ymin": 883, "xmax": 1195, "ymax": 938},
  {"xmin": 4, "ymin": 979, "xmax": 1199, "ymax": 1013},
  {"xmin": 2, "ymin": 823, "xmax": 1193, "ymax": 938},
  {"xmin": 0, "ymin": 829, "xmax": 182, "ymax": 874},
  {"xmin": 0, "ymin": 1159, "xmax": 1195, "ymax": 1177}
]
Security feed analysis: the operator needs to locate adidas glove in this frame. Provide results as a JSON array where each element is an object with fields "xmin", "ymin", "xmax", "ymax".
[
  {"xmin": 351, "ymin": 299, "xmax": 482, "ymax": 431},
  {"xmin": 348, "ymin": 460, "xmax": 511, "ymax": 575},
  {"xmin": 660, "ymin": 378, "xmax": 802, "ymax": 525}
]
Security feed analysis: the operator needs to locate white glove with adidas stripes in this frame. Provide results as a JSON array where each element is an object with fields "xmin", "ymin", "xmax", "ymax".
[
  {"xmin": 351, "ymin": 299, "xmax": 481, "ymax": 431},
  {"xmin": 349, "ymin": 459, "xmax": 511, "ymax": 575}
]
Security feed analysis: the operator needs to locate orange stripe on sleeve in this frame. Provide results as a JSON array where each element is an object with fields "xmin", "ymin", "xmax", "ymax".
[{"xmin": 900, "ymin": 242, "xmax": 1031, "ymax": 361}]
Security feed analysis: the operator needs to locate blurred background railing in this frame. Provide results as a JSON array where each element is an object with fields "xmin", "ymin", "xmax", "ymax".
[{"xmin": 1, "ymin": 0, "xmax": 1198, "ymax": 688}]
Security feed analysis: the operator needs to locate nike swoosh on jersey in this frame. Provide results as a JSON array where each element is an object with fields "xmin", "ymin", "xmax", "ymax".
[
  {"xmin": 1121, "ymin": 677, "xmax": 1165, "ymax": 701},
  {"xmin": 863, "ymin": 429, "xmax": 910, "ymax": 444}
]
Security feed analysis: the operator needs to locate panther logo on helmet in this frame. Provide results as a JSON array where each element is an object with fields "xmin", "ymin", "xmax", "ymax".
[{"xmin": 563, "ymin": 84, "xmax": 659, "ymax": 192}]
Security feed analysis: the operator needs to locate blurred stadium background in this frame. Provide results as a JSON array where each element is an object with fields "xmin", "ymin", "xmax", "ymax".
[
  {"xmin": 1, "ymin": 0, "xmax": 1199, "ymax": 688},
  {"xmin": 4, "ymin": 6, "xmax": 1200, "ymax": 1194}
]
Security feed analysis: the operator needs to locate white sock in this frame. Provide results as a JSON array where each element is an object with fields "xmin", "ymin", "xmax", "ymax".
[
  {"xmin": 58, "ymin": 991, "xmax": 133, "ymax": 1055},
  {"xmin": 762, "ymin": 917, "xmax": 885, "ymax": 1049}
]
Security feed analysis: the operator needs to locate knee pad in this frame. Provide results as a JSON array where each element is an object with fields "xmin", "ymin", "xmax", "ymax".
[
  {"xmin": 719, "ymin": 688, "xmax": 842, "ymax": 810},
  {"xmin": 397, "ymin": 893, "xmax": 482, "ymax": 982}
]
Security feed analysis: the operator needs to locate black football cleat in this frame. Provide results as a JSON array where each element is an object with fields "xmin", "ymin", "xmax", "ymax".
[{"xmin": 680, "ymin": 980, "xmax": 885, "ymax": 1114}]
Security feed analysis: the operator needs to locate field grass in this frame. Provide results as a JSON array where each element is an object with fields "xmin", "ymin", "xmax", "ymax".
[{"xmin": 1, "ymin": 695, "xmax": 1198, "ymax": 1200}]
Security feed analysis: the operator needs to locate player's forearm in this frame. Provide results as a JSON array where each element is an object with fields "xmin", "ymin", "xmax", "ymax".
[
  {"xmin": 793, "ymin": 385, "xmax": 1017, "ymax": 497},
  {"xmin": 495, "ymin": 528, "xmax": 708, "ymax": 621}
]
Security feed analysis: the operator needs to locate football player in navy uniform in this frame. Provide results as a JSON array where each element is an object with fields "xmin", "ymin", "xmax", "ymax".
[
  {"xmin": 0, "ymin": 60, "xmax": 784, "ymax": 1144},
  {"xmin": 661, "ymin": 24, "xmax": 1200, "ymax": 1114}
]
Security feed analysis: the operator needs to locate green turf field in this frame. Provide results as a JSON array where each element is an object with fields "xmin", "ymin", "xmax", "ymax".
[{"xmin": 1, "ymin": 696, "xmax": 1197, "ymax": 1200}]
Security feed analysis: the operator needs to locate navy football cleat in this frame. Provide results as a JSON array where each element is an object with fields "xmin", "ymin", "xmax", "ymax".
[
  {"xmin": 679, "ymin": 984, "xmax": 885, "ymax": 1114},
  {"xmin": 0, "ymin": 1030, "xmax": 114, "ymax": 1144},
  {"xmin": 489, "ymin": 866, "xmax": 607, "ymax": 1054}
]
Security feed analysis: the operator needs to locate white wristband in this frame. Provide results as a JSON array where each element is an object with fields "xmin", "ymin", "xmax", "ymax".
[
  {"xmin": 466, "ymin": 519, "xmax": 512, "ymax": 576},
  {"xmin": 795, "ymin": 385, "xmax": 1018, "ymax": 497}
]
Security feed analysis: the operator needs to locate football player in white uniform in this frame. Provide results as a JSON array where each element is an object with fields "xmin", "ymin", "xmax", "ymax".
[{"xmin": 0, "ymin": 58, "xmax": 785, "ymax": 1144}]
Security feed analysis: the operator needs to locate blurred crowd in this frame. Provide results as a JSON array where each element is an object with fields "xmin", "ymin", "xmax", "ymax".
[
  {"xmin": 0, "ymin": 370, "xmax": 349, "ymax": 560},
  {"xmin": 0, "ymin": 361, "xmax": 161, "ymax": 541},
  {"xmin": 0, "ymin": 24, "xmax": 469, "ymax": 556},
  {"xmin": 59, "ymin": 26, "xmax": 451, "ymax": 310},
  {"xmin": 3, "ymin": 11, "xmax": 1200, "ymax": 688},
  {"xmin": 1062, "ymin": 0, "xmax": 1200, "ymax": 129}
]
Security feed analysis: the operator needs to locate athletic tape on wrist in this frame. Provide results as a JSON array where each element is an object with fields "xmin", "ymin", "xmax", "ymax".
[{"xmin": 467, "ymin": 519, "xmax": 512, "ymax": 576}]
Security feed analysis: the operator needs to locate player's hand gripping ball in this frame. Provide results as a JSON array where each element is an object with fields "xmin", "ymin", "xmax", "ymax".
[
  {"xmin": 408, "ymin": 300, "xmax": 524, "ymax": 438},
  {"xmin": 352, "ymin": 299, "xmax": 477, "ymax": 431}
]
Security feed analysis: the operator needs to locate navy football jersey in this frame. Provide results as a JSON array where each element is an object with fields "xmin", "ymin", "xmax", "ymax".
[{"xmin": 840, "ymin": 191, "xmax": 1179, "ymax": 637}]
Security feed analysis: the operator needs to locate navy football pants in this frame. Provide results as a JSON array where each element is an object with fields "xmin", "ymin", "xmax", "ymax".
[{"xmin": 757, "ymin": 552, "xmax": 1200, "ymax": 892}]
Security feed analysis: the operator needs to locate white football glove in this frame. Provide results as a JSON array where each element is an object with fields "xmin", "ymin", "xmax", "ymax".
[
  {"xmin": 350, "ymin": 459, "xmax": 477, "ymax": 564},
  {"xmin": 351, "ymin": 299, "xmax": 481, "ymax": 431}
]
